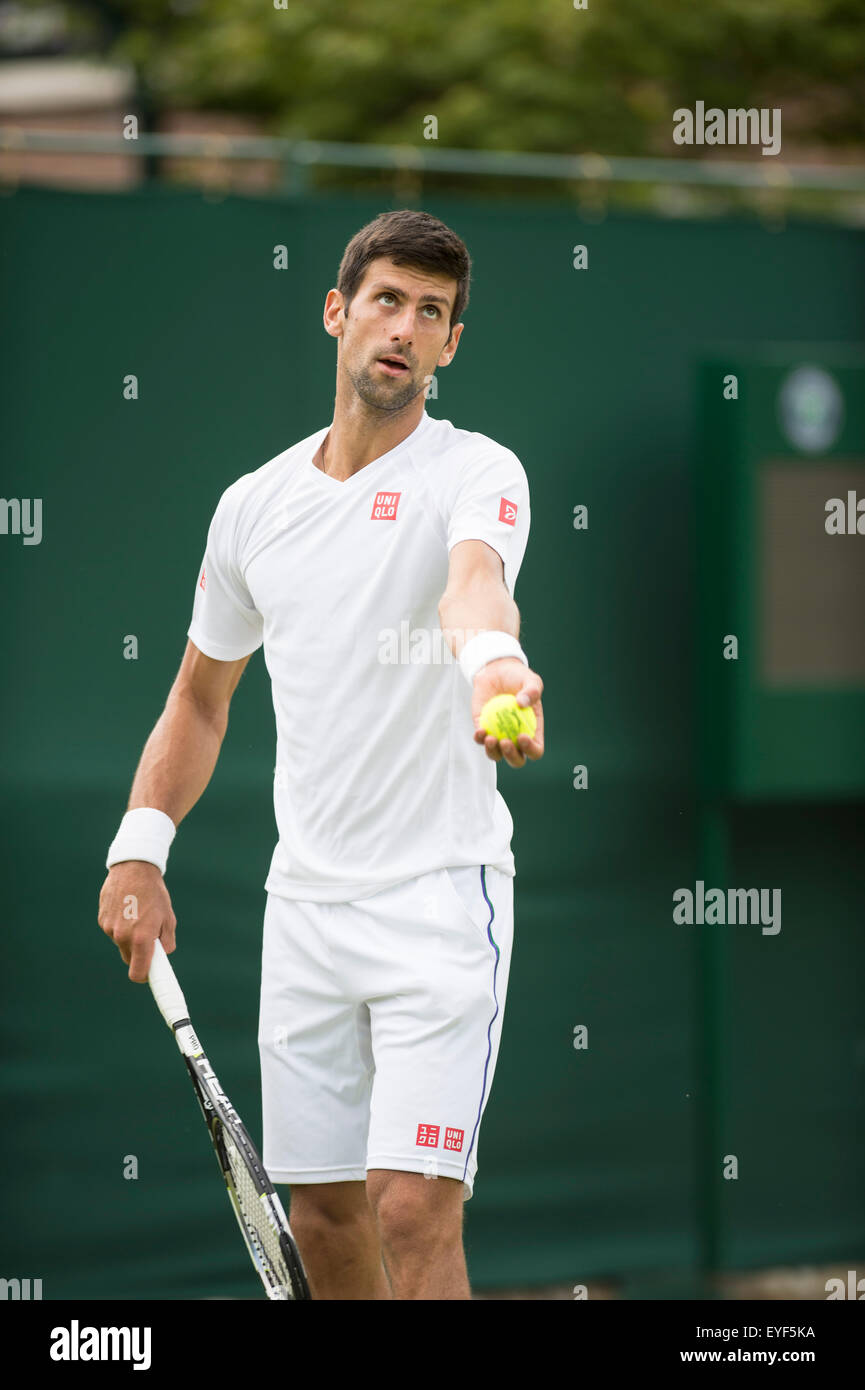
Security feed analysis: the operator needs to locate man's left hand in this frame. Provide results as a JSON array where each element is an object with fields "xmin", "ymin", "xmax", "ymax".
[{"xmin": 471, "ymin": 658, "xmax": 545, "ymax": 767}]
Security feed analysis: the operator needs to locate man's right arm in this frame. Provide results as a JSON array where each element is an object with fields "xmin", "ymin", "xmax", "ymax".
[{"xmin": 97, "ymin": 639, "xmax": 252, "ymax": 983}]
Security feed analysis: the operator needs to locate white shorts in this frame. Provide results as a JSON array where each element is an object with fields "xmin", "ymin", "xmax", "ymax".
[{"xmin": 258, "ymin": 864, "xmax": 514, "ymax": 1200}]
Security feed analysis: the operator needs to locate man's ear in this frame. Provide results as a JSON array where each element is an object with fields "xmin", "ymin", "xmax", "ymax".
[
  {"xmin": 323, "ymin": 287, "xmax": 345, "ymax": 339},
  {"xmin": 439, "ymin": 320, "xmax": 464, "ymax": 366}
]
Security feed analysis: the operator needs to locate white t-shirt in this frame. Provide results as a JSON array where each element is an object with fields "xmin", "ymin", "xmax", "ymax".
[{"xmin": 187, "ymin": 409, "xmax": 531, "ymax": 902}]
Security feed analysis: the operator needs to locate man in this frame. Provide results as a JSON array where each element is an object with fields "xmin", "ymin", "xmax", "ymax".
[{"xmin": 98, "ymin": 209, "xmax": 544, "ymax": 1300}]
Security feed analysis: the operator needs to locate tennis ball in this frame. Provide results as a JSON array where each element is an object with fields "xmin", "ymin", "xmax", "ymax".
[{"xmin": 479, "ymin": 694, "xmax": 537, "ymax": 743}]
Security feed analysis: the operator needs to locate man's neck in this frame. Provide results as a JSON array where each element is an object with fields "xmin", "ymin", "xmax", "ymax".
[{"xmin": 315, "ymin": 400, "xmax": 426, "ymax": 481}]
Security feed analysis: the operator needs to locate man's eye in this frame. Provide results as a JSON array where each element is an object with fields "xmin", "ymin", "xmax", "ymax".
[
  {"xmin": 422, "ymin": 305, "xmax": 440, "ymax": 318},
  {"xmin": 379, "ymin": 293, "xmax": 396, "ymax": 305}
]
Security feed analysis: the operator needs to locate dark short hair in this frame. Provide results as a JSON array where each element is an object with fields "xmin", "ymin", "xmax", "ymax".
[{"xmin": 336, "ymin": 210, "xmax": 471, "ymax": 336}]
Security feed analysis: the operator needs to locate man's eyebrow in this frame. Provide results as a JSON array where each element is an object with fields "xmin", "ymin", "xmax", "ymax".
[{"xmin": 369, "ymin": 283, "xmax": 452, "ymax": 307}]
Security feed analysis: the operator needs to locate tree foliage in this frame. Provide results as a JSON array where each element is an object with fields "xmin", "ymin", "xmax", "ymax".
[{"xmin": 28, "ymin": 0, "xmax": 865, "ymax": 153}]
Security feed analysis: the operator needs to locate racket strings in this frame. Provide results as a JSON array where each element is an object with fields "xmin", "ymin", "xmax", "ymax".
[{"xmin": 222, "ymin": 1126, "xmax": 293, "ymax": 1294}]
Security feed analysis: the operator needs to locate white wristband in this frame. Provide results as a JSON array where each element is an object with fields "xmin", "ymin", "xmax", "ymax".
[
  {"xmin": 106, "ymin": 807, "xmax": 177, "ymax": 875},
  {"xmin": 458, "ymin": 630, "xmax": 528, "ymax": 686}
]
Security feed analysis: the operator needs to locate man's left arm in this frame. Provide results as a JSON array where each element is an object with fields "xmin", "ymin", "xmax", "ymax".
[{"xmin": 438, "ymin": 538, "xmax": 544, "ymax": 769}]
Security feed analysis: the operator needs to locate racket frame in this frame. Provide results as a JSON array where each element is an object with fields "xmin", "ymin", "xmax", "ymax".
[{"xmin": 148, "ymin": 940, "xmax": 310, "ymax": 1302}]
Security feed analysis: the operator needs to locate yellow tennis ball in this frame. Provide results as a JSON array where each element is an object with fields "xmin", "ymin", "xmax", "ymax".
[{"xmin": 479, "ymin": 694, "xmax": 537, "ymax": 743}]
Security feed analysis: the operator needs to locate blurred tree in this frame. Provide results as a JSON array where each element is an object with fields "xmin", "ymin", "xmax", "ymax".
[{"xmin": 19, "ymin": 0, "xmax": 865, "ymax": 154}]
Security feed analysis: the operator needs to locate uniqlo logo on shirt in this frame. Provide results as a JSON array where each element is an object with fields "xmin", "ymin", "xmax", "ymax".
[
  {"xmin": 199, "ymin": 567, "xmax": 206, "ymax": 591},
  {"xmin": 371, "ymin": 491, "xmax": 401, "ymax": 520},
  {"xmin": 498, "ymin": 496, "xmax": 518, "ymax": 526},
  {"xmin": 416, "ymin": 1123, "xmax": 439, "ymax": 1148},
  {"xmin": 444, "ymin": 1127, "xmax": 464, "ymax": 1152}
]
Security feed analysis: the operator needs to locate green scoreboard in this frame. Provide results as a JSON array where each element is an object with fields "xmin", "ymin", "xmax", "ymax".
[{"xmin": 696, "ymin": 347, "xmax": 865, "ymax": 801}]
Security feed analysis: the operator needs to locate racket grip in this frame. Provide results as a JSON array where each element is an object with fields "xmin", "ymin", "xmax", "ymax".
[{"xmin": 148, "ymin": 938, "xmax": 191, "ymax": 1029}]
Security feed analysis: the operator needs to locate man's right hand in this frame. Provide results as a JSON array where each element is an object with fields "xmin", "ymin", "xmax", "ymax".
[{"xmin": 98, "ymin": 862, "xmax": 177, "ymax": 983}]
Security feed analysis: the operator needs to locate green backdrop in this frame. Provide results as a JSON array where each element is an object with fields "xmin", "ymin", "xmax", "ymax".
[{"xmin": 1, "ymin": 185, "xmax": 863, "ymax": 1298}]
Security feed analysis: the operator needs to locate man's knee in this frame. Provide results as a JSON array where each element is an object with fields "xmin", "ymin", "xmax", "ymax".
[
  {"xmin": 366, "ymin": 1170, "xmax": 464, "ymax": 1254},
  {"xmin": 288, "ymin": 1181, "xmax": 374, "ymax": 1240}
]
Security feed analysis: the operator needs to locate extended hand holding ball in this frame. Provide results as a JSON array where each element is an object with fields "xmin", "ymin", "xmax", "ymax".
[{"xmin": 479, "ymin": 693, "xmax": 537, "ymax": 743}]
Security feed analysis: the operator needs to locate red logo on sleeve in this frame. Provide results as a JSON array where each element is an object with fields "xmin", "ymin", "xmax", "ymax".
[
  {"xmin": 371, "ymin": 491, "xmax": 401, "ymax": 520},
  {"xmin": 498, "ymin": 497, "xmax": 518, "ymax": 526},
  {"xmin": 416, "ymin": 1123, "xmax": 440, "ymax": 1148},
  {"xmin": 199, "ymin": 567, "xmax": 206, "ymax": 591},
  {"xmin": 444, "ymin": 1127, "xmax": 464, "ymax": 1152}
]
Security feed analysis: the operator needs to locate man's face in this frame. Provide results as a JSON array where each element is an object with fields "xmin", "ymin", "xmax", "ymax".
[{"xmin": 328, "ymin": 257, "xmax": 463, "ymax": 412}]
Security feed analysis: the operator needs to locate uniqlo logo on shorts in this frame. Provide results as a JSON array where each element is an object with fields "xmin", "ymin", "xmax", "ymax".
[
  {"xmin": 498, "ymin": 496, "xmax": 518, "ymax": 526},
  {"xmin": 444, "ymin": 1127, "xmax": 464, "ymax": 1152},
  {"xmin": 199, "ymin": 567, "xmax": 206, "ymax": 591},
  {"xmin": 416, "ymin": 1123, "xmax": 440, "ymax": 1148},
  {"xmin": 371, "ymin": 491, "xmax": 401, "ymax": 520}
]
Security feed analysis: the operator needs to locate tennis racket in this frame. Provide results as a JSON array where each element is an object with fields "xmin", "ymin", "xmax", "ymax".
[{"xmin": 148, "ymin": 939, "xmax": 311, "ymax": 1301}]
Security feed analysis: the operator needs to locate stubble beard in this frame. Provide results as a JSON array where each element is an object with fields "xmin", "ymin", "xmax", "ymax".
[{"xmin": 344, "ymin": 357, "xmax": 424, "ymax": 414}]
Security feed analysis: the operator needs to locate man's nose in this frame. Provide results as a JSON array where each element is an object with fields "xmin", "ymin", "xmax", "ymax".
[{"xmin": 390, "ymin": 305, "xmax": 415, "ymax": 340}]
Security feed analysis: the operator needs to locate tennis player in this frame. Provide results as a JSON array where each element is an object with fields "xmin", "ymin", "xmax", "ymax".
[{"xmin": 98, "ymin": 209, "xmax": 545, "ymax": 1300}]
